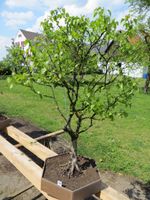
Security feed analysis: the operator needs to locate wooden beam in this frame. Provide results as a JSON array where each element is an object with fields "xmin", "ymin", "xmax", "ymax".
[
  {"xmin": 15, "ymin": 129, "xmax": 64, "ymax": 148},
  {"xmin": 97, "ymin": 186, "xmax": 129, "ymax": 200},
  {"xmin": 0, "ymin": 135, "xmax": 57, "ymax": 200},
  {"xmin": 35, "ymin": 129, "xmax": 64, "ymax": 140},
  {"xmin": 5, "ymin": 126, "xmax": 57, "ymax": 161}
]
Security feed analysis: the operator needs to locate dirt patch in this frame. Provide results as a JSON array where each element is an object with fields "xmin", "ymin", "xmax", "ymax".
[
  {"xmin": 0, "ymin": 114, "xmax": 11, "ymax": 131},
  {"xmin": 0, "ymin": 114, "xmax": 7, "ymax": 120},
  {"xmin": 0, "ymin": 117, "xmax": 149, "ymax": 200}
]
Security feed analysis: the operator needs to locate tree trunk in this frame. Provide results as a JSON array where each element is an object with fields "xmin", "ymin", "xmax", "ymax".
[
  {"xmin": 71, "ymin": 138, "xmax": 78, "ymax": 155},
  {"xmin": 66, "ymin": 137, "xmax": 80, "ymax": 177},
  {"xmin": 144, "ymin": 72, "xmax": 150, "ymax": 93}
]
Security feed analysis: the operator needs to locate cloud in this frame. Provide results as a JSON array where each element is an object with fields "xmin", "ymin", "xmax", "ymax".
[
  {"xmin": 0, "ymin": 36, "xmax": 11, "ymax": 60},
  {"xmin": 28, "ymin": 0, "xmax": 129, "ymax": 33},
  {"xmin": 5, "ymin": 0, "xmax": 38, "ymax": 8},
  {"xmin": 1, "ymin": 11, "xmax": 34, "ymax": 27},
  {"xmin": 28, "ymin": 11, "xmax": 49, "ymax": 32},
  {"xmin": 64, "ymin": 0, "xmax": 100, "ymax": 16},
  {"xmin": 62, "ymin": 0, "xmax": 126, "ymax": 16},
  {"xmin": 5, "ymin": 0, "xmax": 83, "ymax": 9},
  {"xmin": 41, "ymin": 0, "xmax": 82, "ymax": 9},
  {"xmin": 29, "ymin": 0, "xmax": 99, "ymax": 32},
  {"xmin": 110, "ymin": 0, "xmax": 125, "ymax": 6}
]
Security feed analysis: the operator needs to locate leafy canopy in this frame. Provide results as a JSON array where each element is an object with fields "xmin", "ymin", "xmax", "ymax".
[
  {"xmin": 127, "ymin": 0, "xmax": 150, "ymax": 14},
  {"xmin": 8, "ymin": 7, "xmax": 137, "ymax": 151}
]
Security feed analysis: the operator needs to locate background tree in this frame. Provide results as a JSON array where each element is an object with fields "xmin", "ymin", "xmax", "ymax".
[
  {"xmin": 0, "ymin": 60, "xmax": 9, "ymax": 76},
  {"xmin": 127, "ymin": 0, "xmax": 150, "ymax": 93},
  {"xmin": 5, "ymin": 45, "xmax": 26, "ymax": 74},
  {"xmin": 127, "ymin": 0, "xmax": 150, "ymax": 14},
  {"xmin": 8, "ymin": 8, "xmax": 137, "ymax": 174},
  {"xmin": 138, "ymin": 24, "xmax": 150, "ymax": 93}
]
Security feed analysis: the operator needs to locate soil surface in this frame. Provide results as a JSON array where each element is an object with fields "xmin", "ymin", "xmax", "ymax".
[
  {"xmin": 0, "ymin": 114, "xmax": 11, "ymax": 131},
  {"xmin": 0, "ymin": 114, "xmax": 7, "ymax": 120},
  {"xmin": 43, "ymin": 154, "xmax": 100, "ymax": 191},
  {"xmin": 0, "ymin": 117, "xmax": 149, "ymax": 200}
]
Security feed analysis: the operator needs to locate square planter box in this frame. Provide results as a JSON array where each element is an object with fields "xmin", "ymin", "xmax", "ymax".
[
  {"xmin": 41, "ymin": 154, "xmax": 101, "ymax": 200},
  {"xmin": 0, "ymin": 115, "xmax": 11, "ymax": 131}
]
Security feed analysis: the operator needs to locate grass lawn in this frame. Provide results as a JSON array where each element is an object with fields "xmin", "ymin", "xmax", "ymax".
[{"xmin": 0, "ymin": 78, "xmax": 150, "ymax": 182}]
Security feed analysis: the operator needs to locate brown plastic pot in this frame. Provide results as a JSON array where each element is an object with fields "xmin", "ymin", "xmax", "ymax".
[
  {"xmin": 0, "ymin": 115, "xmax": 11, "ymax": 130},
  {"xmin": 41, "ymin": 154, "xmax": 101, "ymax": 200}
]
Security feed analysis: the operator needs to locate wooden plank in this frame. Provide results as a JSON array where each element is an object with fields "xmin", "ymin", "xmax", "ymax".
[
  {"xmin": 15, "ymin": 129, "xmax": 64, "ymax": 148},
  {"xmin": 35, "ymin": 129, "xmax": 64, "ymax": 140},
  {"xmin": 5, "ymin": 126, "xmax": 57, "ymax": 161},
  {"xmin": 98, "ymin": 186, "xmax": 129, "ymax": 200},
  {"xmin": 0, "ymin": 135, "xmax": 57, "ymax": 200}
]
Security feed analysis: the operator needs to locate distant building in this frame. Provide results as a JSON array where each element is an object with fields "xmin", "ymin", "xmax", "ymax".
[
  {"xmin": 14, "ymin": 29, "xmax": 40, "ymax": 50},
  {"xmin": 99, "ymin": 34, "xmax": 143, "ymax": 78}
]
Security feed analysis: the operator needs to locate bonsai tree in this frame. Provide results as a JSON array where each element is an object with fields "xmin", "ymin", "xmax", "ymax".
[{"xmin": 8, "ymin": 7, "xmax": 137, "ymax": 175}]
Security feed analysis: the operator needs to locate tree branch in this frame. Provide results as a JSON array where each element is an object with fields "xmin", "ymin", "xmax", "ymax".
[{"xmin": 51, "ymin": 86, "xmax": 67, "ymax": 123}]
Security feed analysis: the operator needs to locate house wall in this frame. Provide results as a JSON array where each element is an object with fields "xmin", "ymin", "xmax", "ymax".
[
  {"xmin": 14, "ymin": 30, "xmax": 29, "ymax": 52},
  {"xmin": 98, "ymin": 62, "xmax": 143, "ymax": 78},
  {"xmin": 124, "ymin": 68, "xmax": 143, "ymax": 78},
  {"xmin": 14, "ymin": 30, "xmax": 26, "ymax": 48}
]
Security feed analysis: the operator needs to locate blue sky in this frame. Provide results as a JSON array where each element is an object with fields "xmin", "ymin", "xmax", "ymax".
[{"xmin": 0, "ymin": 0, "xmax": 130, "ymax": 60}]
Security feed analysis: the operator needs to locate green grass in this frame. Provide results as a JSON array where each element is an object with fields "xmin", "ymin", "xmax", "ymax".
[{"xmin": 0, "ymin": 78, "xmax": 150, "ymax": 182}]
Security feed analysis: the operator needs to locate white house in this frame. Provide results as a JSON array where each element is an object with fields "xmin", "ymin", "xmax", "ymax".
[{"xmin": 14, "ymin": 29, "xmax": 40, "ymax": 51}]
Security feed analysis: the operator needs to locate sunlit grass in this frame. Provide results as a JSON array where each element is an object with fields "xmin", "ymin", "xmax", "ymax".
[{"xmin": 0, "ymin": 78, "xmax": 149, "ymax": 182}]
